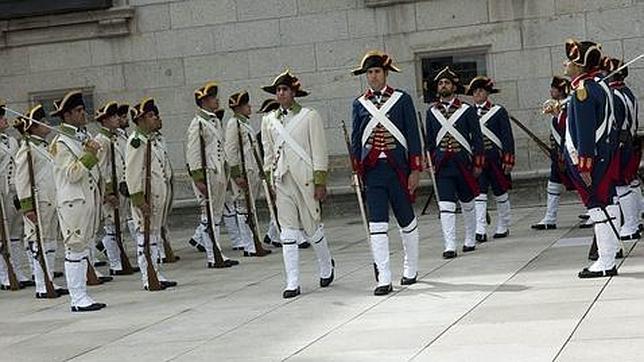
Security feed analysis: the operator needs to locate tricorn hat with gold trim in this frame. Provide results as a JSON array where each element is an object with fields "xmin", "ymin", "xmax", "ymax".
[
  {"xmin": 131, "ymin": 97, "xmax": 159, "ymax": 123},
  {"xmin": 95, "ymin": 101, "xmax": 119, "ymax": 122},
  {"xmin": 432, "ymin": 66, "xmax": 466, "ymax": 94},
  {"xmin": 194, "ymin": 81, "xmax": 219, "ymax": 106},
  {"xmin": 465, "ymin": 76, "xmax": 499, "ymax": 96},
  {"xmin": 600, "ymin": 56, "xmax": 628, "ymax": 80},
  {"xmin": 351, "ymin": 50, "xmax": 401, "ymax": 76},
  {"xmin": 262, "ymin": 70, "xmax": 309, "ymax": 97},
  {"xmin": 228, "ymin": 90, "xmax": 250, "ymax": 109},
  {"xmin": 50, "ymin": 90, "xmax": 85, "ymax": 117},
  {"xmin": 565, "ymin": 39, "xmax": 602, "ymax": 69},
  {"xmin": 15, "ymin": 104, "xmax": 47, "ymax": 134},
  {"xmin": 117, "ymin": 103, "xmax": 130, "ymax": 117},
  {"xmin": 258, "ymin": 98, "xmax": 280, "ymax": 114}
]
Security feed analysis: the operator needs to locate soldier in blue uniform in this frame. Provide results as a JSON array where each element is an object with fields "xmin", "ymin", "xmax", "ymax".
[
  {"xmin": 466, "ymin": 76, "xmax": 515, "ymax": 241},
  {"xmin": 563, "ymin": 39, "xmax": 621, "ymax": 278},
  {"xmin": 350, "ymin": 50, "xmax": 423, "ymax": 296},
  {"xmin": 601, "ymin": 57, "xmax": 642, "ymax": 241},
  {"xmin": 425, "ymin": 67, "xmax": 484, "ymax": 259},
  {"xmin": 532, "ymin": 76, "xmax": 575, "ymax": 230}
]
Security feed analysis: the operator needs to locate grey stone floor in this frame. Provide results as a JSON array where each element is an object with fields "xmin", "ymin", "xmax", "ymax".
[{"xmin": 1, "ymin": 202, "xmax": 643, "ymax": 362}]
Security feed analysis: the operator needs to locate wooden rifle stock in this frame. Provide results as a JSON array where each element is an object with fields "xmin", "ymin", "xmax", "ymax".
[
  {"xmin": 143, "ymin": 139, "xmax": 162, "ymax": 290},
  {"xmin": 247, "ymin": 134, "xmax": 280, "ymax": 232},
  {"xmin": 109, "ymin": 139, "xmax": 134, "ymax": 274},
  {"xmin": 0, "ymin": 191, "xmax": 20, "ymax": 291}
]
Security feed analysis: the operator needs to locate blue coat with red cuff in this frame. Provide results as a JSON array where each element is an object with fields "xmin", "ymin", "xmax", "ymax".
[
  {"xmin": 475, "ymin": 100, "xmax": 515, "ymax": 167},
  {"xmin": 351, "ymin": 86, "xmax": 423, "ymax": 176}
]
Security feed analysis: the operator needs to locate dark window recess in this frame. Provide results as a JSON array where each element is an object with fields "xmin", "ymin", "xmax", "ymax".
[
  {"xmin": 0, "ymin": 0, "xmax": 112, "ymax": 20},
  {"xmin": 421, "ymin": 53, "xmax": 487, "ymax": 103},
  {"xmin": 30, "ymin": 89, "xmax": 95, "ymax": 127}
]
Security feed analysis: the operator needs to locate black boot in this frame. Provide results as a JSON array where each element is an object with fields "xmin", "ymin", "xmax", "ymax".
[
  {"xmin": 373, "ymin": 284, "xmax": 393, "ymax": 296},
  {"xmin": 578, "ymin": 266, "xmax": 618, "ymax": 278},
  {"xmin": 400, "ymin": 273, "xmax": 417, "ymax": 286},
  {"xmin": 320, "ymin": 259, "xmax": 335, "ymax": 287},
  {"xmin": 283, "ymin": 287, "xmax": 301, "ymax": 299},
  {"xmin": 442, "ymin": 250, "xmax": 457, "ymax": 259},
  {"xmin": 476, "ymin": 233, "xmax": 487, "ymax": 242}
]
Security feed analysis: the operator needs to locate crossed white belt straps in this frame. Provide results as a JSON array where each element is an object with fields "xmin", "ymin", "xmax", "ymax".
[
  {"xmin": 272, "ymin": 108, "xmax": 313, "ymax": 168},
  {"xmin": 431, "ymin": 105, "xmax": 472, "ymax": 154},
  {"xmin": 477, "ymin": 105, "xmax": 504, "ymax": 149},
  {"xmin": 358, "ymin": 91, "xmax": 407, "ymax": 149}
]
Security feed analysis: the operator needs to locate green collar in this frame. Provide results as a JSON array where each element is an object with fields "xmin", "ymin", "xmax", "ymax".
[
  {"xmin": 197, "ymin": 107, "xmax": 218, "ymax": 121},
  {"xmin": 99, "ymin": 126, "xmax": 115, "ymax": 137},
  {"xmin": 277, "ymin": 102, "xmax": 301, "ymax": 119},
  {"xmin": 234, "ymin": 113, "xmax": 249, "ymax": 123},
  {"xmin": 59, "ymin": 123, "xmax": 82, "ymax": 137},
  {"xmin": 135, "ymin": 126, "xmax": 150, "ymax": 137},
  {"xmin": 28, "ymin": 134, "xmax": 47, "ymax": 146}
]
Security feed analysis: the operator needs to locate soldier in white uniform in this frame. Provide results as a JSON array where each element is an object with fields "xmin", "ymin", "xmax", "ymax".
[
  {"xmin": 0, "ymin": 100, "xmax": 34, "ymax": 290},
  {"xmin": 49, "ymin": 90, "xmax": 106, "ymax": 312},
  {"xmin": 126, "ymin": 98, "xmax": 178, "ymax": 289},
  {"xmin": 94, "ymin": 102, "xmax": 139, "ymax": 275},
  {"xmin": 14, "ymin": 105, "xmax": 68, "ymax": 298},
  {"xmin": 116, "ymin": 104, "xmax": 138, "ymax": 244},
  {"xmin": 186, "ymin": 82, "xmax": 239, "ymax": 268},
  {"xmin": 225, "ymin": 91, "xmax": 271, "ymax": 257},
  {"xmin": 261, "ymin": 70, "xmax": 335, "ymax": 298}
]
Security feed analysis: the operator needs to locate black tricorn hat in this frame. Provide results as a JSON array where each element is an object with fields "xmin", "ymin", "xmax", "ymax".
[
  {"xmin": 600, "ymin": 56, "xmax": 628, "ymax": 80},
  {"xmin": 262, "ymin": 70, "xmax": 309, "ymax": 97},
  {"xmin": 229, "ymin": 90, "xmax": 250, "ymax": 109},
  {"xmin": 117, "ymin": 103, "xmax": 130, "ymax": 117},
  {"xmin": 15, "ymin": 104, "xmax": 47, "ymax": 134},
  {"xmin": 50, "ymin": 90, "xmax": 85, "ymax": 117},
  {"xmin": 194, "ymin": 81, "xmax": 219, "ymax": 106},
  {"xmin": 465, "ymin": 76, "xmax": 499, "ymax": 96},
  {"xmin": 565, "ymin": 39, "xmax": 602, "ymax": 69},
  {"xmin": 95, "ymin": 101, "xmax": 119, "ymax": 122},
  {"xmin": 131, "ymin": 97, "xmax": 159, "ymax": 123},
  {"xmin": 551, "ymin": 76, "xmax": 571, "ymax": 94},
  {"xmin": 432, "ymin": 66, "xmax": 466, "ymax": 94},
  {"xmin": 258, "ymin": 98, "xmax": 280, "ymax": 113},
  {"xmin": 351, "ymin": 50, "xmax": 401, "ymax": 76}
]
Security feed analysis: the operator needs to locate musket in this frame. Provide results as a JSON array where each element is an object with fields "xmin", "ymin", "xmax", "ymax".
[
  {"xmin": 143, "ymin": 138, "xmax": 162, "ymax": 290},
  {"xmin": 198, "ymin": 122, "xmax": 227, "ymax": 267},
  {"xmin": 109, "ymin": 137, "xmax": 134, "ymax": 274},
  {"xmin": 236, "ymin": 119, "xmax": 270, "ymax": 256},
  {"xmin": 416, "ymin": 111, "xmax": 441, "ymax": 217},
  {"xmin": 248, "ymin": 133, "xmax": 280, "ymax": 233},
  {"xmin": 508, "ymin": 115, "xmax": 552, "ymax": 157},
  {"xmin": 0, "ymin": 189, "xmax": 20, "ymax": 291},
  {"xmin": 341, "ymin": 120, "xmax": 378, "ymax": 281},
  {"xmin": 25, "ymin": 137, "xmax": 57, "ymax": 297}
]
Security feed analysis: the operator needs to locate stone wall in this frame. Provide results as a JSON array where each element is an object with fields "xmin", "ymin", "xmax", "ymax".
[{"xmin": 0, "ymin": 0, "xmax": 642, "ymax": 201}]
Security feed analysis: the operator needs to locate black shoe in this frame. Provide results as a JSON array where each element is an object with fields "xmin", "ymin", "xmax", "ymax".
[
  {"xmin": 493, "ymin": 230, "xmax": 509, "ymax": 239},
  {"xmin": 462, "ymin": 245, "xmax": 476, "ymax": 253},
  {"xmin": 53, "ymin": 271, "xmax": 64, "ymax": 278},
  {"xmin": 298, "ymin": 242, "xmax": 311, "ymax": 249},
  {"xmin": 71, "ymin": 303, "xmax": 106, "ymax": 312},
  {"xmin": 620, "ymin": 231, "xmax": 640, "ymax": 241},
  {"xmin": 244, "ymin": 249, "xmax": 273, "ymax": 257},
  {"xmin": 19, "ymin": 280, "xmax": 35, "ymax": 288},
  {"xmin": 531, "ymin": 223, "xmax": 557, "ymax": 230},
  {"xmin": 98, "ymin": 276, "xmax": 113, "ymax": 283},
  {"xmin": 616, "ymin": 249, "xmax": 624, "ymax": 259},
  {"xmin": 476, "ymin": 233, "xmax": 487, "ymax": 242},
  {"xmin": 578, "ymin": 266, "xmax": 618, "ymax": 278},
  {"xmin": 442, "ymin": 250, "xmax": 457, "ymax": 259},
  {"xmin": 579, "ymin": 214, "xmax": 590, "ymax": 220},
  {"xmin": 283, "ymin": 287, "xmax": 301, "ymax": 299},
  {"xmin": 400, "ymin": 274, "xmax": 417, "ymax": 286},
  {"xmin": 56, "ymin": 288, "xmax": 69, "ymax": 296},
  {"xmin": 160, "ymin": 280, "xmax": 177, "ymax": 288},
  {"xmin": 188, "ymin": 238, "xmax": 206, "ymax": 253},
  {"xmin": 373, "ymin": 284, "xmax": 393, "ymax": 296},
  {"xmin": 263, "ymin": 235, "xmax": 272, "ymax": 245},
  {"xmin": 0, "ymin": 284, "xmax": 10, "ymax": 290},
  {"xmin": 272, "ymin": 241, "xmax": 282, "ymax": 248},
  {"xmin": 35, "ymin": 288, "xmax": 68, "ymax": 299},
  {"xmin": 94, "ymin": 261, "xmax": 107, "ymax": 267},
  {"xmin": 232, "ymin": 246, "xmax": 244, "ymax": 251},
  {"xmin": 144, "ymin": 284, "xmax": 167, "ymax": 291},
  {"xmin": 320, "ymin": 259, "xmax": 335, "ymax": 288}
]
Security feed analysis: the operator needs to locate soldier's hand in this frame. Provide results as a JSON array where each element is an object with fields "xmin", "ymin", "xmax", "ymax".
[
  {"xmin": 408, "ymin": 170, "xmax": 420, "ymax": 195},
  {"xmin": 580, "ymin": 171, "xmax": 592, "ymax": 187},
  {"xmin": 105, "ymin": 194, "xmax": 119, "ymax": 208},
  {"xmin": 84, "ymin": 140, "xmax": 101, "ymax": 155},
  {"xmin": 502, "ymin": 163, "xmax": 513, "ymax": 174},
  {"xmin": 473, "ymin": 166, "xmax": 483, "ymax": 178},
  {"xmin": 24, "ymin": 210, "xmax": 37, "ymax": 223},
  {"xmin": 195, "ymin": 181, "xmax": 208, "ymax": 196},
  {"xmin": 314, "ymin": 185, "xmax": 327, "ymax": 202},
  {"xmin": 235, "ymin": 177, "xmax": 248, "ymax": 189}
]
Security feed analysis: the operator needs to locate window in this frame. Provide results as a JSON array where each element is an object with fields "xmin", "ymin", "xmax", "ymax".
[
  {"xmin": 419, "ymin": 49, "xmax": 488, "ymax": 103},
  {"xmin": 0, "ymin": 0, "xmax": 112, "ymax": 20},
  {"xmin": 30, "ymin": 88, "xmax": 95, "ymax": 127}
]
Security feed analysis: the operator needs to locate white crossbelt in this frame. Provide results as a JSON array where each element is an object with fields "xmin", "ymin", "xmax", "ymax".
[
  {"xmin": 550, "ymin": 115, "xmax": 562, "ymax": 147},
  {"xmin": 358, "ymin": 91, "xmax": 406, "ymax": 149},
  {"xmin": 596, "ymin": 79, "xmax": 615, "ymax": 143},
  {"xmin": 431, "ymin": 105, "xmax": 472, "ymax": 154},
  {"xmin": 273, "ymin": 109, "xmax": 313, "ymax": 168},
  {"xmin": 478, "ymin": 105, "xmax": 503, "ymax": 149}
]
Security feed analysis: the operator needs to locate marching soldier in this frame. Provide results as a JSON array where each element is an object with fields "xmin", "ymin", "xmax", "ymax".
[
  {"xmin": 532, "ymin": 76, "xmax": 575, "ymax": 230},
  {"xmin": 14, "ymin": 105, "xmax": 68, "ymax": 298},
  {"xmin": 94, "ymin": 102, "xmax": 137, "ymax": 275},
  {"xmin": 350, "ymin": 51, "xmax": 422, "ymax": 295},
  {"xmin": 126, "ymin": 98, "xmax": 178, "ymax": 289},
  {"xmin": 261, "ymin": 70, "xmax": 334, "ymax": 298},
  {"xmin": 562, "ymin": 39, "xmax": 620, "ymax": 278},
  {"xmin": 225, "ymin": 91, "xmax": 271, "ymax": 257},
  {"xmin": 467, "ymin": 76, "xmax": 515, "ymax": 241},
  {"xmin": 425, "ymin": 67, "xmax": 484, "ymax": 258},
  {"xmin": 601, "ymin": 57, "xmax": 642, "ymax": 241},
  {"xmin": 49, "ymin": 90, "xmax": 107, "ymax": 311},
  {"xmin": 116, "ymin": 104, "xmax": 137, "ymax": 243},
  {"xmin": 257, "ymin": 98, "xmax": 282, "ymax": 248},
  {"xmin": 186, "ymin": 82, "xmax": 239, "ymax": 268}
]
